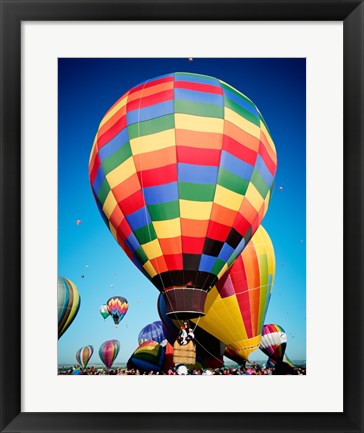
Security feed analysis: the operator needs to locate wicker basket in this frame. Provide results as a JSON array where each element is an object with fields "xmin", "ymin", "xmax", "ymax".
[{"xmin": 173, "ymin": 340, "xmax": 196, "ymax": 367}]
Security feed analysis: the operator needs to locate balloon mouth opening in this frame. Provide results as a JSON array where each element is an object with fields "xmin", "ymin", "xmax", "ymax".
[{"xmin": 162, "ymin": 288, "xmax": 207, "ymax": 320}]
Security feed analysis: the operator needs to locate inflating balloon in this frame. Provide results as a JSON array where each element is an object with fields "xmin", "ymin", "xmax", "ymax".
[
  {"xmin": 58, "ymin": 276, "xmax": 81, "ymax": 339},
  {"xmin": 89, "ymin": 72, "xmax": 277, "ymax": 318},
  {"xmin": 128, "ymin": 340, "xmax": 165, "ymax": 372},
  {"xmin": 267, "ymin": 353, "xmax": 294, "ymax": 368},
  {"xmin": 100, "ymin": 304, "xmax": 110, "ymax": 320},
  {"xmin": 106, "ymin": 296, "xmax": 128, "ymax": 326},
  {"xmin": 260, "ymin": 324, "xmax": 287, "ymax": 362},
  {"xmin": 99, "ymin": 339, "xmax": 120, "ymax": 369},
  {"xmin": 75, "ymin": 345, "xmax": 94, "ymax": 369},
  {"xmin": 138, "ymin": 321, "xmax": 167, "ymax": 345}
]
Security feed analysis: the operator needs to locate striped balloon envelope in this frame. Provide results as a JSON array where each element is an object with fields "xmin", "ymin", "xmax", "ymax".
[
  {"xmin": 58, "ymin": 276, "xmax": 81, "ymax": 339},
  {"xmin": 99, "ymin": 339, "xmax": 120, "ymax": 369},
  {"xmin": 128, "ymin": 340, "xmax": 165, "ymax": 372},
  {"xmin": 190, "ymin": 226, "xmax": 275, "ymax": 360},
  {"xmin": 260, "ymin": 324, "xmax": 287, "ymax": 362},
  {"xmin": 267, "ymin": 353, "xmax": 294, "ymax": 368},
  {"xmin": 89, "ymin": 72, "xmax": 277, "ymax": 318},
  {"xmin": 75, "ymin": 345, "xmax": 94, "ymax": 369}
]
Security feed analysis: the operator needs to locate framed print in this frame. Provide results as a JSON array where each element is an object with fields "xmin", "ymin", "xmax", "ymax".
[{"xmin": 0, "ymin": 1, "xmax": 362, "ymax": 432}]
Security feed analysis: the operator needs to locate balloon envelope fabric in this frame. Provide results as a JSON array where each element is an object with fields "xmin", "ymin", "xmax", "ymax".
[
  {"xmin": 75, "ymin": 345, "xmax": 94, "ymax": 369},
  {"xmin": 190, "ymin": 225, "xmax": 275, "ymax": 360},
  {"xmin": 128, "ymin": 340, "xmax": 165, "ymax": 372},
  {"xmin": 260, "ymin": 324, "xmax": 287, "ymax": 362},
  {"xmin": 58, "ymin": 276, "xmax": 81, "ymax": 339},
  {"xmin": 99, "ymin": 339, "xmax": 120, "ymax": 369},
  {"xmin": 138, "ymin": 320, "xmax": 167, "ymax": 345},
  {"xmin": 89, "ymin": 72, "xmax": 277, "ymax": 318}
]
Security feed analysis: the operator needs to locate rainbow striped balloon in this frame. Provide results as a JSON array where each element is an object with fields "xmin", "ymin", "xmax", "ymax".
[
  {"xmin": 260, "ymin": 324, "xmax": 287, "ymax": 362},
  {"xmin": 58, "ymin": 276, "xmax": 81, "ymax": 339},
  {"xmin": 89, "ymin": 72, "xmax": 277, "ymax": 318},
  {"xmin": 106, "ymin": 296, "xmax": 128, "ymax": 325},
  {"xmin": 75, "ymin": 345, "xmax": 94, "ymax": 369},
  {"xmin": 99, "ymin": 339, "xmax": 120, "ymax": 369},
  {"xmin": 128, "ymin": 340, "xmax": 164, "ymax": 372}
]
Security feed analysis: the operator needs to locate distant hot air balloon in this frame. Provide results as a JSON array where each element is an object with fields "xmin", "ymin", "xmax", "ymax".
[
  {"xmin": 76, "ymin": 219, "xmax": 82, "ymax": 225},
  {"xmin": 99, "ymin": 339, "xmax": 120, "ymax": 369},
  {"xmin": 128, "ymin": 340, "xmax": 165, "ymax": 372},
  {"xmin": 75, "ymin": 345, "xmax": 94, "ymax": 369},
  {"xmin": 100, "ymin": 304, "xmax": 110, "ymax": 320},
  {"xmin": 89, "ymin": 72, "xmax": 277, "ymax": 319},
  {"xmin": 279, "ymin": 186, "xmax": 283, "ymax": 191},
  {"xmin": 260, "ymin": 324, "xmax": 287, "ymax": 362},
  {"xmin": 106, "ymin": 296, "xmax": 128, "ymax": 326},
  {"xmin": 58, "ymin": 276, "xmax": 81, "ymax": 339},
  {"xmin": 138, "ymin": 321, "xmax": 167, "ymax": 345},
  {"xmin": 188, "ymin": 57, "xmax": 193, "ymax": 62}
]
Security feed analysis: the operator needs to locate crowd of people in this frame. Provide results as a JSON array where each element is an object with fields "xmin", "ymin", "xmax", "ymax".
[{"xmin": 58, "ymin": 364, "xmax": 306, "ymax": 376}]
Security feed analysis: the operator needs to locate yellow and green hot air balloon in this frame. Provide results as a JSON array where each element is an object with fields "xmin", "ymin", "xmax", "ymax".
[
  {"xmin": 58, "ymin": 276, "xmax": 81, "ymax": 339},
  {"xmin": 89, "ymin": 73, "xmax": 277, "ymax": 319},
  {"xmin": 189, "ymin": 225, "xmax": 275, "ymax": 359}
]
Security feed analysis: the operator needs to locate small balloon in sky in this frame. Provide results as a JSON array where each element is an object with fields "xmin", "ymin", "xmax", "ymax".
[
  {"xmin": 188, "ymin": 57, "xmax": 193, "ymax": 62},
  {"xmin": 76, "ymin": 219, "xmax": 82, "ymax": 225},
  {"xmin": 81, "ymin": 274, "xmax": 85, "ymax": 278},
  {"xmin": 279, "ymin": 186, "xmax": 283, "ymax": 191}
]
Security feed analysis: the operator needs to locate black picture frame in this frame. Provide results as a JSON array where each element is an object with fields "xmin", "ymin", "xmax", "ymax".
[{"xmin": 0, "ymin": 1, "xmax": 362, "ymax": 432}]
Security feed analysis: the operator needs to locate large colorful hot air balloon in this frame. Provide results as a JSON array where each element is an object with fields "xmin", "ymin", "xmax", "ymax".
[
  {"xmin": 138, "ymin": 321, "xmax": 167, "ymax": 345},
  {"xmin": 106, "ymin": 296, "xmax": 128, "ymax": 326},
  {"xmin": 99, "ymin": 339, "xmax": 120, "ymax": 369},
  {"xmin": 260, "ymin": 324, "xmax": 287, "ymax": 362},
  {"xmin": 75, "ymin": 345, "xmax": 94, "ymax": 369},
  {"xmin": 58, "ymin": 276, "xmax": 81, "ymax": 339},
  {"xmin": 100, "ymin": 304, "xmax": 110, "ymax": 320},
  {"xmin": 128, "ymin": 340, "xmax": 165, "ymax": 372},
  {"xmin": 89, "ymin": 72, "xmax": 277, "ymax": 319}
]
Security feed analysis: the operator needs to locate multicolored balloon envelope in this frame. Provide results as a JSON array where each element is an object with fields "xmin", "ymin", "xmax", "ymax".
[
  {"xmin": 99, "ymin": 339, "xmax": 120, "ymax": 369},
  {"xmin": 75, "ymin": 345, "xmax": 94, "ymax": 369},
  {"xmin": 106, "ymin": 296, "xmax": 128, "ymax": 325},
  {"xmin": 260, "ymin": 324, "xmax": 287, "ymax": 362},
  {"xmin": 267, "ymin": 353, "xmax": 294, "ymax": 368},
  {"xmin": 58, "ymin": 276, "xmax": 81, "ymax": 339},
  {"xmin": 193, "ymin": 225, "xmax": 276, "ymax": 360},
  {"xmin": 128, "ymin": 340, "xmax": 165, "ymax": 372},
  {"xmin": 100, "ymin": 304, "xmax": 110, "ymax": 319},
  {"xmin": 138, "ymin": 321, "xmax": 167, "ymax": 345},
  {"xmin": 89, "ymin": 72, "xmax": 277, "ymax": 319}
]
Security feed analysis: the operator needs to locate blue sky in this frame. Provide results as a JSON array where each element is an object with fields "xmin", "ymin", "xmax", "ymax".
[{"xmin": 58, "ymin": 58, "xmax": 306, "ymax": 365}]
